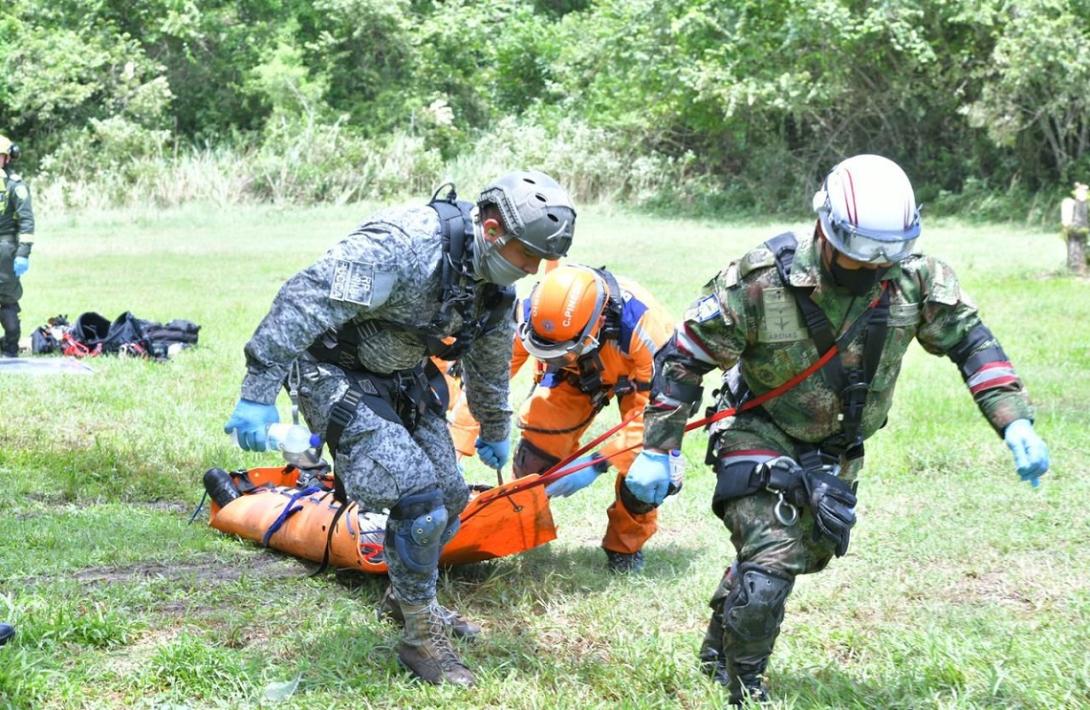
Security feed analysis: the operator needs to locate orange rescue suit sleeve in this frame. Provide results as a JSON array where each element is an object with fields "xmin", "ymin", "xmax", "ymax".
[{"xmin": 597, "ymin": 289, "xmax": 675, "ymax": 472}]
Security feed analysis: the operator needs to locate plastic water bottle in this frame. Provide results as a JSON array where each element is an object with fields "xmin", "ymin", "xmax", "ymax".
[
  {"xmin": 667, "ymin": 449, "xmax": 685, "ymax": 496},
  {"xmin": 232, "ymin": 423, "xmax": 322, "ymax": 466}
]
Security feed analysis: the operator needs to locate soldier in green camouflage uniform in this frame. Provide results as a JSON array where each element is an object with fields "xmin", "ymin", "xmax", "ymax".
[
  {"xmin": 622, "ymin": 155, "xmax": 1050, "ymax": 705},
  {"xmin": 0, "ymin": 135, "xmax": 35, "ymax": 357}
]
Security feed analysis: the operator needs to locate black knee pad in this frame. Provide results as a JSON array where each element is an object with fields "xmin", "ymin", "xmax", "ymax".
[
  {"xmin": 618, "ymin": 476, "xmax": 656, "ymax": 516},
  {"xmin": 722, "ymin": 563, "xmax": 794, "ymax": 642},
  {"xmin": 512, "ymin": 438, "xmax": 561, "ymax": 478}
]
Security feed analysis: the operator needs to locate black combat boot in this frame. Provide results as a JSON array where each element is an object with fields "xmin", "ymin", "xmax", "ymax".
[
  {"xmin": 0, "ymin": 623, "xmax": 13, "ymax": 647},
  {"xmin": 605, "ymin": 549, "xmax": 645, "ymax": 573},
  {"xmin": 380, "ymin": 586, "xmax": 481, "ymax": 640},
  {"xmin": 397, "ymin": 601, "xmax": 476, "ymax": 686},
  {"xmin": 0, "ymin": 303, "xmax": 19, "ymax": 357}
]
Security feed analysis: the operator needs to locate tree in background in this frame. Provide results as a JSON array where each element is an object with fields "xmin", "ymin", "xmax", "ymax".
[{"xmin": 1, "ymin": 0, "xmax": 1088, "ymax": 217}]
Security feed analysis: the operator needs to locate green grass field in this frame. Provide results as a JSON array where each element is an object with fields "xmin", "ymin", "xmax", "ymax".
[{"xmin": 1, "ymin": 203, "xmax": 1088, "ymax": 709}]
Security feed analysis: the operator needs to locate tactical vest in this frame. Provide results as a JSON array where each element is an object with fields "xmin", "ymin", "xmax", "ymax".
[
  {"xmin": 308, "ymin": 188, "xmax": 516, "ymax": 370},
  {"xmin": 711, "ymin": 234, "xmax": 891, "ymax": 461}
]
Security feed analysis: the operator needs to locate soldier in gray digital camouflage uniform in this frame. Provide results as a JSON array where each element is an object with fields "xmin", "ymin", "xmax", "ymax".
[
  {"xmin": 225, "ymin": 171, "xmax": 577, "ymax": 686},
  {"xmin": 622, "ymin": 155, "xmax": 1050, "ymax": 705}
]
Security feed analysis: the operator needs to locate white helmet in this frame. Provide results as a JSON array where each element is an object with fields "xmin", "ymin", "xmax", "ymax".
[{"xmin": 812, "ymin": 154, "xmax": 921, "ymax": 264}]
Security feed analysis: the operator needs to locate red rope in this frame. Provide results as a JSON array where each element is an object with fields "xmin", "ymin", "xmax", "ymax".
[
  {"xmin": 462, "ymin": 283, "xmax": 887, "ymax": 521},
  {"xmin": 461, "ymin": 342, "xmax": 837, "ymax": 523}
]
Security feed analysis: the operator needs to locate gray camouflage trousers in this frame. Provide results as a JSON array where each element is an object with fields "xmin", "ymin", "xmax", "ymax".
[{"xmin": 295, "ymin": 358, "xmax": 469, "ymax": 605}]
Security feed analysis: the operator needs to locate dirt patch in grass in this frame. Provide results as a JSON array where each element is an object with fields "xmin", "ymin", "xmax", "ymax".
[
  {"xmin": 105, "ymin": 626, "xmax": 182, "ymax": 679},
  {"xmin": 942, "ymin": 554, "xmax": 1088, "ymax": 610},
  {"xmin": 28, "ymin": 553, "xmax": 306, "ymax": 586}
]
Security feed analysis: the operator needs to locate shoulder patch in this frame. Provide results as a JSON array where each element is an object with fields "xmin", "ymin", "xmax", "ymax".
[
  {"xmin": 684, "ymin": 294, "xmax": 723, "ymax": 324},
  {"xmin": 722, "ymin": 262, "xmax": 741, "ymax": 288},
  {"xmin": 329, "ymin": 261, "xmax": 396, "ymax": 307},
  {"xmin": 739, "ymin": 247, "xmax": 776, "ymax": 278}
]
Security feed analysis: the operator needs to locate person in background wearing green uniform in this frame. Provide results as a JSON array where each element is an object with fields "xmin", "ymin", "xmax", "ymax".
[
  {"xmin": 623, "ymin": 154, "xmax": 1050, "ymax": 705},
  {"xmin": 0, "ymin": 134, "xmax": 35, "ymax": 357}
]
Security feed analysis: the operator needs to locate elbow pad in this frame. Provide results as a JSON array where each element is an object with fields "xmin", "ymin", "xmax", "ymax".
[
  {"xmin": 650, "ymin": 337, "xmax": 705, "ymax": 411},
  {"xmin": 949, "ymin": 325, "xmax": 1017, "ymax": 392}
]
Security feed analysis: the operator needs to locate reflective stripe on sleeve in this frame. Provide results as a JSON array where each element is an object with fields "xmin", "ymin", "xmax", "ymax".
[
  {"xmin": 966, "ymin": 361, "xmax": 1018, "ymax": 394},
  {"xmin": 676, "ymin": 325, "xmax": 716, "ymax": 365}
]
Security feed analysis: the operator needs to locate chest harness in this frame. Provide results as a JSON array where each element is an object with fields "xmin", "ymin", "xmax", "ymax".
[
  {"xmin": 520, "ymin": 268, "xmax": 651, "ymax": 436},
  {"xmin": 304, "ymin": 186, "xmax": 515, "ymax": 501},
  {"xmin": 708, "ymin": 233, "xmax": 892, "ymax": 511}
]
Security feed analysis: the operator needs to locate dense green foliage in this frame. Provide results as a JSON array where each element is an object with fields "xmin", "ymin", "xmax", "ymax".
[{"xmin": 2, "ymin": 0, "xmax": 1089, "ymax": 216}]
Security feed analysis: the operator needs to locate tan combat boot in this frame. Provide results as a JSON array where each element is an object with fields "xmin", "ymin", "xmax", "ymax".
[
  {"xmin": 397, "ymin": 601, "xmax": 476, "ymax": 687},
  {"xmin": 380, "ymin": 586, "xmax": 482, "ymax": 640}
]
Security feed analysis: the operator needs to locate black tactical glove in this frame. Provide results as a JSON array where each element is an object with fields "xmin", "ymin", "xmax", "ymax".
[{"xmin": 803, "ymin": 467, "xmax": 857, "ymax": 557}]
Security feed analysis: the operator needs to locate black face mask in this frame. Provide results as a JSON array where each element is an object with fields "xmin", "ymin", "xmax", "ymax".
[{"xmin": 829, "ymin": 258, "xmax": 888, "ymax": 296}]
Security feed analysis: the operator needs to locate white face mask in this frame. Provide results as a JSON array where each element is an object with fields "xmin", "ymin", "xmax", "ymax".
[{"xmin": 469, "ymin": 220, "xmax": 528, "ymax": 286}]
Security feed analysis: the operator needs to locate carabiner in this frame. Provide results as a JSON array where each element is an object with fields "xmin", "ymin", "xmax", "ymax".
[{"xmin": 774, "ymin": 491, "xmax": 799, "ymax": 527}]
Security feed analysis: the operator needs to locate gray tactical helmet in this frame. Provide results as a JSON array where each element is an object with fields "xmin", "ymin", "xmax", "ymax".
[{"xmin": 471, "ymin": 170, "xmax": 577, "ymax": 285}]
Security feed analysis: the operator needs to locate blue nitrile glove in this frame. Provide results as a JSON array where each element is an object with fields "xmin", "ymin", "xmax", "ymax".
[
  {"xmin": 13, "ymin": 257, "xmax": 28, "ymax": 278},
  {"xmin": 624, "ymin": 450, "xmax": 672, "ymax": 506},
  {"xmin": 224, "ymin": 398, "xmax": 280, "ymax": 452},
  {"xmin": 475, "ymin": 437, "xmax": 510, "ymax": 469},
  {"xmin": 545, "ymin": 454, "xmax": 607, "ymax": 498},
  {"xmin": 1004, "ymin": 418, "xmax": 1049, "ymax": 488}
]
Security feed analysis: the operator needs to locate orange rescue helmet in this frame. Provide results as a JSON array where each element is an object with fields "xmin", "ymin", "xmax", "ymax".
[{"xmin": 519, "ymin": 265, "xmax": 609, "ymax": 365}]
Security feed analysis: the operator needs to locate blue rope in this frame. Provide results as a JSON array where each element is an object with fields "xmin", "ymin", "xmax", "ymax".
[
  {"xmin": 261, "ymin": 485, "xmax": 322, "ymax": 547},
  {"xmin": 187, "ymin": 490, "xmax": 209, "ymax": 525}
]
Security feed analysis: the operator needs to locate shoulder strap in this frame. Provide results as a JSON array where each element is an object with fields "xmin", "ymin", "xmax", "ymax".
[
  {"xmin": 765, "ymin": 232, "xmax": 798, "ymax": 284},
  {"xmin": 764, "ymin": 232, "xmax": 893, "ymax": 452},
  {"xmin": 592, "ymin": 266, "xmax": 625, "ymax": 343},
  {"xmin": 427, "ymin": 188, "xmax": 475, "ymax": 309}
]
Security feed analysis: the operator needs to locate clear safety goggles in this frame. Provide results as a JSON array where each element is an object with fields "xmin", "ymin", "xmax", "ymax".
[
  {"xmin": 518, "ymin": 320, "xmax": 600, "ymax": 367},
  {"xmin": 819, "ymin": 207, "xmax": 921, "ymax": 264},
  {"xmin": 517, "ymin": 291, "xmax": 606, "ymax": 366}
]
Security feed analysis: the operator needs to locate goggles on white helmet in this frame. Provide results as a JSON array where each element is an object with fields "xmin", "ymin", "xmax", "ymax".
[{"xmin": 813, "ymin": 154, "xmax": 921, "ymax": 264}]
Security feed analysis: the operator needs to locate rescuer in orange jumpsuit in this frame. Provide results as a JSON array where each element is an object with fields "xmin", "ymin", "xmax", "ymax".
[{"xmin": 451, "ymin": 264, "xmax": 675, "ymax": 572}]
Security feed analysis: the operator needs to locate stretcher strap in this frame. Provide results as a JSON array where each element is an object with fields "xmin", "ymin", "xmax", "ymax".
[{"xmin": 261, "ymin": 485, "xmax": 322, "ymax": 547}]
